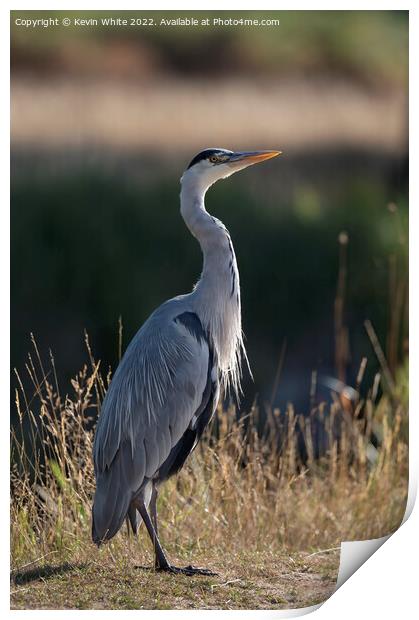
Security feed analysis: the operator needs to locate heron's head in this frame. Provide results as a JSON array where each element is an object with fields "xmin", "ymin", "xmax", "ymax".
[{"xmin": 180, "ymin": 148, "xmax": 281, "ymax": 191}]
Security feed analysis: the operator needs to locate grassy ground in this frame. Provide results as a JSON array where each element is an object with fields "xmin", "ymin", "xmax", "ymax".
[
  {"xmin": 10, "ymin": 339, "xmax": 408, "ymax": 609},
  {"xmin": 11, "ymin": 549, "xmax": 339, "ymax": 610}
]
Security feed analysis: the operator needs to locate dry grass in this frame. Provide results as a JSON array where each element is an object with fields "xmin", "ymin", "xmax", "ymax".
[
  {"xmin": 11, "ymin": 77, "xmax": 407, "ymax": 154},
  {"xmin": 10, "ymin": 335, "xmax": 408, "ymax": 609}
]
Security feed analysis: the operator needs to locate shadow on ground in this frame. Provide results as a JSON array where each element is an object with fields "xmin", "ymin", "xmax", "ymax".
[{"xmin": 11, "ymin": 562, "xmax": 86, "ymax": 586}]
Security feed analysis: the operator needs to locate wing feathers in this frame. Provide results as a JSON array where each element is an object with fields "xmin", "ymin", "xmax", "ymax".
[{"xmin": 92, "ymin": 304, "xmax": 212, "ymax": 543}]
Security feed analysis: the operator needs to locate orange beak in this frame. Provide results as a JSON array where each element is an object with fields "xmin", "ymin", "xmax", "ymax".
[{"xmin": 229, "ymin": 150, "xmax": 282, "ymax": 166}]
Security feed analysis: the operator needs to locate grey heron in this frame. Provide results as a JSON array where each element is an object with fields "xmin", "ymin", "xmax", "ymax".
[{"xmin": 92, "ymin": 148, "xmax": 280, "ymax": 575}]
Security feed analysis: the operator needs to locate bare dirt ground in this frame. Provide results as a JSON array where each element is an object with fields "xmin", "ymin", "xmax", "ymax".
[{"xmin": 10, "ymin": 548, "xmax": 339, "ymax": 610}]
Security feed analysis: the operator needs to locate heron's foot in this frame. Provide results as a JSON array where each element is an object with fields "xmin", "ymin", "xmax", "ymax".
[{"xmin": 157, "ymin": 563, "xmax": 218, "ymax": 576}]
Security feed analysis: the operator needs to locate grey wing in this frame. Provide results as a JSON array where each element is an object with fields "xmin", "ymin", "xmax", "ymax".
[{"xmin": 92, "ymin": 305, "xmax": 213, "ymax": 544}]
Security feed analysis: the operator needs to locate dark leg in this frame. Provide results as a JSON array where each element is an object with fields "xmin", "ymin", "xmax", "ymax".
[
  {"xmin": 150, "ymin": 485, "xmax": 159, "ymax": 538},
  {"xmin": 136, "ymin": 498, "xmax": 170, "ymax": 570},
  {"xmin": 150, "ymin": 486, "xmax": 160, "ymax": 569},
  {"xmin": 135, "ymin": 499, "xmax": 217, "ymax": 576}
]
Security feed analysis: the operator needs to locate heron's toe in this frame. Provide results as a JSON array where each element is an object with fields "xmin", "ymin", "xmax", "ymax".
[
  {"xmin": 183, "ymin": 564, "xmax": 218, "ymax": 576},
  {"xmin": 158, "ymin": 564, "xmax": 217, "ymax": 576}
]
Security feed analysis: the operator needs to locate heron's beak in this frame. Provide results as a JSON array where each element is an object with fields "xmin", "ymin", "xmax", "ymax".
[{"xmin": 229, "ymin": 150, "xmax": 281, "ymax": 166}]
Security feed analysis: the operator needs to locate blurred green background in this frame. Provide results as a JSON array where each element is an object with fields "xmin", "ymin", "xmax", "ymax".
[{"xmin": 11, "ymin": 10, "xmax": 408, "ymax": 412}]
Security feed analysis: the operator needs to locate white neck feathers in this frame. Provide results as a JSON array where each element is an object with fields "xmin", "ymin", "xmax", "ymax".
[{"xmin": 180, "ymin": 174, "xmax": 247, "ymax": 397}]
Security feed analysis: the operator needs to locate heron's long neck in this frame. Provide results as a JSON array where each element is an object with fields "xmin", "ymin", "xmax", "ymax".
[{"xmin": 180, "ymin": 179, "xmax": 245, "ymax": 395}]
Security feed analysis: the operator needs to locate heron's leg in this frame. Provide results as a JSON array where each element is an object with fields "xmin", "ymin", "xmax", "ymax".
[
  {"xmin": 136, "ymin": 499, "xmax": 170, "ymax": 570},
  {"xmin": 150, "ymin": 485, "xmax": 159, "ymax": 538},
  {"xmin": 136, "ymin": 499, "xmax": 217, "ymax": 576},
  {"xmin": 150, "ymin": 485, "xmax": 160, "ymax": 569}
]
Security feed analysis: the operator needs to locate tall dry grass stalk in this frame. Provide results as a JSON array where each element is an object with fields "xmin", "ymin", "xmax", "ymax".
[{"xmin": 11, "ymin": 334, "xmax": 408, "ymax": 571}]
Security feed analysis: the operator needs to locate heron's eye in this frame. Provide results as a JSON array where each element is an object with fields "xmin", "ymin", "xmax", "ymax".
[{"xmin": 209, "ymin": 155, "xmax": 219, "ymax": 163}]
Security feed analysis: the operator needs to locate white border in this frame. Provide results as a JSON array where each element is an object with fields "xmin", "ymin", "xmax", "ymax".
[{"xmin": 4, "ymin": 2, "xmax": 416, "ymax": 618}]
